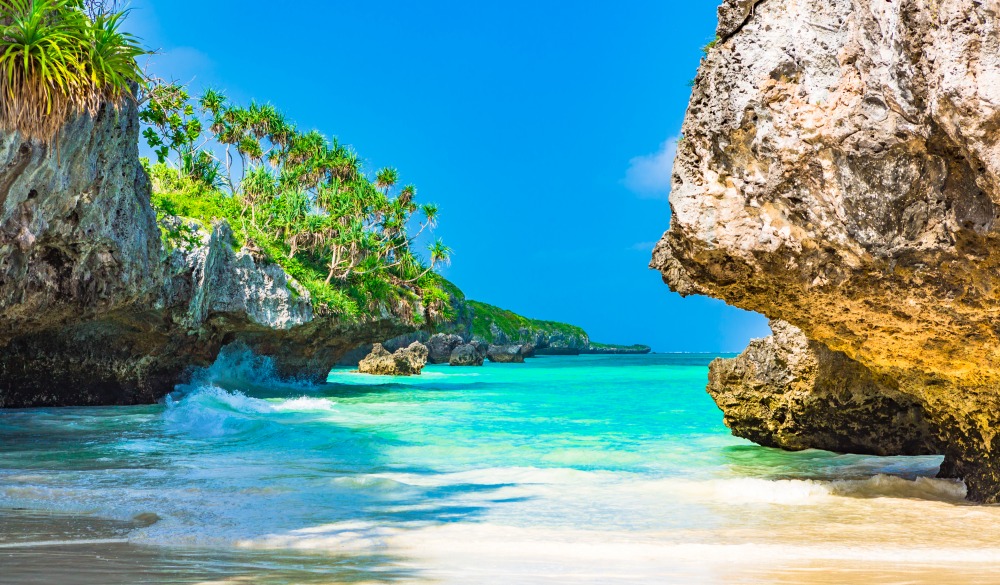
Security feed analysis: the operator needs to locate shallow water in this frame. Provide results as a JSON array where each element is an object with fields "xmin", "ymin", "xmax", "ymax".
[{"xmin": 2, "ymin": 351, "xmax": 1000, "ymax": 584}]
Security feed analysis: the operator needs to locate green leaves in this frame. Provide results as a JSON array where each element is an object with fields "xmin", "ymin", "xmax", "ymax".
[
  {"xmin": 428, "ymin": 239, "xmax": 452, "ymax": 268},
  {"xmin": 142, "ymin": 82, "xmax": 453, "ymax": 318},
  {"xmin": 375, "ymin": 166, "xmax": 399, "ymax": 192},
  {"xmin": 0, "ymin": 0, "xmax": 146, "ymax": 141},
  {"xmin": 139, "ymin": 83, "xmax": 203, "ymax": 168}
]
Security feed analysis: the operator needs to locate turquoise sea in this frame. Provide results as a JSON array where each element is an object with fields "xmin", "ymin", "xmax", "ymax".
[{"xmin": 2, "ymin": 351, "xmax": 1000, "ymax": 584}]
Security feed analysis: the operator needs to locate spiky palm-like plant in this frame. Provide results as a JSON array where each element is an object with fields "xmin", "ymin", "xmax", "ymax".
[
  {"xmin": 0, "ymin": 0, "xmax": 145, "ymax": 142},
  {"xmin": 374, "ymin": 166, "xmax": 398, "ymax": 194},
  {"xmin": 428, "ymin": 239, "xmax": 452, "ymax": 268},
  {"xmin": 81, "ymin": 9, "xmax": 143, "ymax": 109}
]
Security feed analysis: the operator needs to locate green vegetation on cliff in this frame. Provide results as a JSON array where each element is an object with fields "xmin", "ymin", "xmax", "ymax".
[
  {"xmin": 589, "ymin": 342, "xmax": 649, "ymax": 350},
  {"xmin": 141, "ymin": 82, "xmax": 452, "ymax": 321},
  {"xmin": 0, "ymin": 0, "xmax": 145, "ymax": 142},
  {"xmin": 585, "ymin": 342, "xmax": 652, "ymax": 354},
  {"xmin": 468, "ymin": 300, "xmax": 587, "ymax": 343}
]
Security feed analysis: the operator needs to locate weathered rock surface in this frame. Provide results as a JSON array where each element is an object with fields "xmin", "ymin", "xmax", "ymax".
[
  {"xmin": 0, "ymin": 97, "xmax": 159, "ymax": 345},
  {"xmin": 487, "ymin": 344, "xmax": 526, "ymax": 364},
  {"xmin": 358, "ymin": 342, "xmax": 428, "ymax": 376},
  {"xmin": 653, "ymin": 0, "xmax": 1000, "ymax": 500},
  {"xmin": 0, "ymin": 101, "xmax": 419, "ymax": 407},
  {"xmin": 449, "ymin": 342, "xmax": 486, "ymax": 366},
  {"xmin": 708, "ymin": 320, "xmax": 942, "ymax": 456},
  {"xmin": 426, "ymin": 333, "xmax": 465, "ymax": 364}
]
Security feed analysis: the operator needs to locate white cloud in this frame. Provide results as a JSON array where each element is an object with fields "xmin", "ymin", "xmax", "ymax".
[{"xmin": 624, "ymin": 137, "xmax": 679, "ymax": 199}]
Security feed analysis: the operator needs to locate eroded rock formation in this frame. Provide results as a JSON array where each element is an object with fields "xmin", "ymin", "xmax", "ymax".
[
  {"xmin": 426, "ymin": 333, "xmax": 465, "ymax": 364},
  {"xmin": 358, "ymin": 342, "xmax": 428, "ymax": 376},
  {"xmin": 487, "ymin": 344, "xmax": 527, "ymax": 364},
  {"xmin": 0, "ymin": 100, "xmax": 419, "ymax": 407},
  {"xmin": 450, "ymin": 341, "xmax": 487, "ymax": 366},
  {"xmin": 707, "ymin": 320, "xmax": 942, "ymax": 456},
  {"xmin": 653, "ymin": 0, "xmax": 1000, "ymax": 500}
]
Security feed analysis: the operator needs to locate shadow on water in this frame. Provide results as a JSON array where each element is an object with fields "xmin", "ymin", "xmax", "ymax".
[
  {"xmin": 715, "ymin": 444, "xmax": 966, "ymax": 503},
  {"xmin": 719, "ymin": 444, "xmax": 945, "ymax": 479}
]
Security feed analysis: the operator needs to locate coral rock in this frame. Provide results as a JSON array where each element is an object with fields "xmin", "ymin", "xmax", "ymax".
[
  {"xmin": 426, "ymin": 333, "xmax": 465, "ymax": 364},
  {"xmin": 449, "ymin": 343, "xmax": 486, "ymax": 367},
  {"xmin": 487, "ymin": 344, "xmax": 526, "ymax": 364},
  {"xmin": 359, "ymin": 342, "xmax": 429, "ymax": 376}
]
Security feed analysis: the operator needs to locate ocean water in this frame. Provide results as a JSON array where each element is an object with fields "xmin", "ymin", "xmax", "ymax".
[{"xmin": 2, "ymin": 350, "xmax": 1000, "ymax": 584}]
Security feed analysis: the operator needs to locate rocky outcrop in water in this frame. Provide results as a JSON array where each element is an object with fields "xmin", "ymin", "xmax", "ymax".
[
  {"xmin": 358, "ymin": 342, "xmax": 428, "ymax": 376},
  {"xmin": 449, "ymin": 341, "xmax": 487, "ymax": 366},
  {"xmin": 487, "ymin": 344, "xmax": 527, "ymax": 364},
  {"xmin": 652, "ymin": 0, "xmax": 1000, "ymax": 501},
  {"xmin": 708, "ymin": 320, "xmax": 942, "ymax": 456},
  {"xmin": 426, "ymin": 333, "xmax": 464, "ymax": 364},
  {"xmin": 0, "ymin": 101, "xmax": 419, "ymax": 408},
  {"xmin": 488, "ymin": 327, "xmax": 585, "ymax": 355}
]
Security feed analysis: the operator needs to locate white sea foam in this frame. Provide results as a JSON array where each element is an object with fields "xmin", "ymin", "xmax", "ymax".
[
  {"xmin": 391, "ymin": 522, "xmax": 1000, "ymax": 564},
  {"xmin": 649, "ymin": 474, "xmax": 967, "ymax": 505},
  {"xmin": 272, "ymin": 397, "xmax": 336, "ymax": 411},
  {"xmin": 238, "ymin": 520, "xmax": 399, "ymax": 552},
  {"xmin": 163, "ymin": 385, "xmax": 336, "ymax": 437}
]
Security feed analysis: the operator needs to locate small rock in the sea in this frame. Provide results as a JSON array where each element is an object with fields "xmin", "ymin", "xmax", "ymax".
[
  {"xmin": 358, "ymin": 342, "xmax": 429, "ymax": 376},
  {"xmin": 487, "ymin": 344, "xmax": 526, "ymax": 363},
  {"xmin": 132, "ymin": 512, "xmax": 162, "ymax": 527},
  {"xmin": 426, "ymin": 333, "xmax": 465, "ymax": 364},
  {"xmin": 449, "ymin": 343, "xmax": 485, "ymax": 366}
]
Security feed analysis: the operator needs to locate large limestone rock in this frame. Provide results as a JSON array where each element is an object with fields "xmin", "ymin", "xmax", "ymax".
[
  {"xmin": 652, "ymin": 0, "xmax": 1000, "ymax": 500},
  {"xmin": 358, "ymin": 342, "xmax": 429, "ymax": 376},
  {"xmin": 0, "ymin": 95, "xmax": 159, "ymax": 345}
]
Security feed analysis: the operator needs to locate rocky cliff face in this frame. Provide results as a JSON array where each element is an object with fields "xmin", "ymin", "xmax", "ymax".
[
  {"xmin": 0, "ymin": 97, "xmax": 159, "ymax": 346},
  {"xmin": 653, "ymin": 0, "xmax": 1000, "ymax": 501},
  {"xmin": 0, "ymin": 101, "xmax": 418, "ymax": 408}
]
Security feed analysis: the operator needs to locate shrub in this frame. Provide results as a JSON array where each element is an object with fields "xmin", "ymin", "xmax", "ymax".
[{"xmin": 0, "ymin": 0, "xmax": 145, "ymax": 142}]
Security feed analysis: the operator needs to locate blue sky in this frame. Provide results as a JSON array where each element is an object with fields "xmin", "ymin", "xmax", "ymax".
[{"xmin": 128, "ymin": 0, "xmax": 769, "ymax": 352}]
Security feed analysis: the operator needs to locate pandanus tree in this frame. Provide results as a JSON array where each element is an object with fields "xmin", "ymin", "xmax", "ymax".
[
  {"xmin": 0, "ymin": 0, "xmax": 146, "ymax": 142},
  {"xmin": 239, "ymin": 166, "xmax": 276, "ymax": 224},
  {"xmin": 375, "ymin": 167, "xmax": 398, "ymax": 194},
  {"xmin": 140, "ymin": 82, "xmax": 451, "ymax": 313}
]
